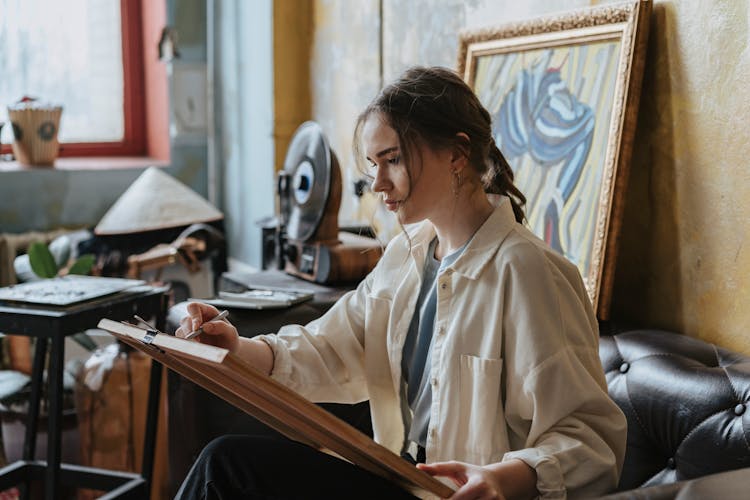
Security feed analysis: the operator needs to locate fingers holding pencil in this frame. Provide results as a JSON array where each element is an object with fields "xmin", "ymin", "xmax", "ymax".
[
  {"xmin": 176, "ymin": 302, "xmax": 240, "ymax": 352},
  {"xmin": 175, "ymin": 301, "xmax": 216, "ymax": 337},
  {"xmin": 186, "ymin": 309, "xmax": 229, "ymax": 339}
]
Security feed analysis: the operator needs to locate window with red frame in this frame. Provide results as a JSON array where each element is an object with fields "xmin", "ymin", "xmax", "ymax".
[{"xmin": 0, "ymin": 0, "xmax": 146, "ymax": 157}]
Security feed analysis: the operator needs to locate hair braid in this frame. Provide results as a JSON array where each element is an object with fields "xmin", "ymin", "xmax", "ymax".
[{"xmin": 485, "ymin": 139, "xmax": 526, "ymax": 223}]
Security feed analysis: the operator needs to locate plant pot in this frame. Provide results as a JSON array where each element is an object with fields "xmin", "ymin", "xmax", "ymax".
[{"xmin": 7, "ymin": 100, "xmax": 63, "ymax": 167}]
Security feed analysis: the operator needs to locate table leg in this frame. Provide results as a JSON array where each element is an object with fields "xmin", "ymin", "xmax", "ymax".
[
  {"xmin": 23, "ymin": 337, "xmax": 48, "ymax": 460},
  {"xmin": 140, "ymin": 360, "xmax": 162, "ymax": 500},
  {"xmin": 140, "ymin": 302, "xmax": 167, "ymax": 499},
  {"xmin": 44, "ymin": 334, "xmax": 64, "ymax": 500},
  {"xmin": 20, "ymin": 337, "xmax": 48, "ymax": 500}
]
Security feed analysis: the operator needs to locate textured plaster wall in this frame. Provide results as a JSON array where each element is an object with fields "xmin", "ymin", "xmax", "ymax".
[
  {"xmin": 274, "ymin": 0, "xmax": 313, "ymax": 172},
  {"xmin": 310, "ymin": 0, "xmax": 382, "ymax": 224},
  {"xmin": 611, "ymin": 0, "xmax": 750, "ymax": 354},
  {"xmin": 310, "ymin": 0, "xmax": 750, "ymax": 354}
]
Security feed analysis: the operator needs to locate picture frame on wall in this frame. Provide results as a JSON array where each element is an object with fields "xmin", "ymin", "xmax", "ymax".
[{"xmin": 458, "ymin": 0, "xmax": 651, "ymax": 320}]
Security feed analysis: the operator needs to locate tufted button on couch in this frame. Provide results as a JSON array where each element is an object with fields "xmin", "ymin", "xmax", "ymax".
[{"xmin": 598, "ymin": 329, "xmax": 750, "ymax": 498}]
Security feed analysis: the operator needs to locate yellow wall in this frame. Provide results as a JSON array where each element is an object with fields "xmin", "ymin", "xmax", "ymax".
[
  {"xmin": 300, "ymin": 0, "xmax": 750, "ymax": 354},
  {"xmin": 273, "ymin": 0, "xmax": 313, "ymax": 172},
  {"xmin": 310, "ymin": 0, "xmax": 382, "ymax": 226},
  {"xmin": 611, "ymin": 0, "xmax": 750, "ymax": 354}
]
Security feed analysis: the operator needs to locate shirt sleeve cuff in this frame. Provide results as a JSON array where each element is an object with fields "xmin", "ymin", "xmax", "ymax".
[
  {"xmin": 254, "ymin": 334, "xmax": 293, "ymax": 384},
  {"xmin": 503, "ymin": 449, "xmax": 566, "ymax": 499}
]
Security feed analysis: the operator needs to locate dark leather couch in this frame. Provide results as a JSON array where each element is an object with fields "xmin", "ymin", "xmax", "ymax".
[{"xmin": 598, "ymin": 328, "xmax": 750, "ymax": 498}]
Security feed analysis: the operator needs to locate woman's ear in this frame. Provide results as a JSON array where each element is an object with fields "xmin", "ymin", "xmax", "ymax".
[{"xmin": 451, "ymin": 132, "xmax": 471, "ymax": 170}]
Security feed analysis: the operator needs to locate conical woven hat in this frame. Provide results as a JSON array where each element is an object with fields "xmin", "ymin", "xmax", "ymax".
[{"xmin": 95, "ymin": 167, "xmax": 223, "ymax": 235}]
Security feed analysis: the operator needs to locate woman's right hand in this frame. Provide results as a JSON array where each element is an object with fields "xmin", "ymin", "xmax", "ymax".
[{"xmin": 175, "ymin": 302, "xmax": 240, "ymax": 352}]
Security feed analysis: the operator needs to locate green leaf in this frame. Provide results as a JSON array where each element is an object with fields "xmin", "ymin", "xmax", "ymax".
[
  {"xmin": 71, "ymin": 332, "xmax": 98, "ymax": 351},
  {"xmin": 67, "ymin": 254, "xmax": 95, "ymax": 276},
  {"xmin": 28, "ymin": 242, "xmax": 58, "ymax": 278}
]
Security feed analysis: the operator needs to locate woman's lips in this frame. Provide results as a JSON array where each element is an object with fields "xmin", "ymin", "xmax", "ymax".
[{"xmin": 384, "ymin": 199, "xmax": 401, "ymax": 211}]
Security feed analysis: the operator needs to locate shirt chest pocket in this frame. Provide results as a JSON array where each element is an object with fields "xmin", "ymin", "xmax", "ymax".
[
  {"xmin": 363, "ymin": 295, "xmax": 394, "ymax": 380},
  {"xmin": 458, "ymin": 354, "xmax": 509, "ymax": 464}
]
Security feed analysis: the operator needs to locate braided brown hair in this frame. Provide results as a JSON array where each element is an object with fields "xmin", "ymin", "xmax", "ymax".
[{"xmin": 354, "ymin": 66, "xmax": 526, "ymax": 223}]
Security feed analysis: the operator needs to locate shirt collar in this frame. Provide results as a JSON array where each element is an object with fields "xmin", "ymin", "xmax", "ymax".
[{"xmin": 406, "ymin": 196, "xmax": 518, "ymax": 280}]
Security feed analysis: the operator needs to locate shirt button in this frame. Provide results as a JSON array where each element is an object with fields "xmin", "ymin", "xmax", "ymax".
[
  {"xmin": 437, "ymin": 326, "xmax": 445, "ymax": 335},
  {"xmin": 440, "ymin": 282, "xmax": 447, "ymax": 290},
  {"xmin": 430, "ymin": 428, "xmax": 437, "ymax": 439},
  {"xmin": 431, "ymin": 377, "xmax": 438, "ymax": 387}
]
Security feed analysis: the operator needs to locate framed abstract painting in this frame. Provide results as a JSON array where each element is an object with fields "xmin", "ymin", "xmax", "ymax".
[{"xmin": 458, "ymin": 0, "xmax": 650, "ymax": 319}]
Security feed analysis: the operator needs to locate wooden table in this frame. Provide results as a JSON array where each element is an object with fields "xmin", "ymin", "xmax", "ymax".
[{"xmin": 0, "ymin": 285, "xmax": 168, "ymax": 500}]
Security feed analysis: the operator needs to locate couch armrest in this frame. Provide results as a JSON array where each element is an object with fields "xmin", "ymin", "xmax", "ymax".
[
  {"xmin": 599, "ymin": 330, "xmax": 750, "ymax": 490},
  {"xmin": 596, "ymin": 466, "xmax": 750, "ymax": 499}
]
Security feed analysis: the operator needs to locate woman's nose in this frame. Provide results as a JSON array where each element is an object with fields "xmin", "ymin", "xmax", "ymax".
[{"xmin": 371, "ymin": 167, "xmax": 389, "ymax": 193}]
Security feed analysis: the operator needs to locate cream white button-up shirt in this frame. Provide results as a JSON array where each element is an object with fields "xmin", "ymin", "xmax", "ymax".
[{"xmin": 259, "ymin": 198, "xmax": 626, "ymax": 499}]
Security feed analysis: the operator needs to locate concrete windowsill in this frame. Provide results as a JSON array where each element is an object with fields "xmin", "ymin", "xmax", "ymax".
[{"xmin": 0, "ymin": 157, "xmax": 169, "ymax": 172}]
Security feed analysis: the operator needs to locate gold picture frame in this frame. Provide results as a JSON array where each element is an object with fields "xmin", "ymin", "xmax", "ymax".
[{"xmin": 458, "ymin": 1, "xmax": 650, "ymax": 319}]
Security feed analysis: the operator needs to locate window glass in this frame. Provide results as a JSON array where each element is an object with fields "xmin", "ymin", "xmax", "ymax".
[{"xmin": 0, "ymin": 0, "xmax": 123, "ymax": 143}]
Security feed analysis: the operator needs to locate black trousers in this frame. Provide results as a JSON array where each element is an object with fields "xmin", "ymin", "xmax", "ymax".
[{"xmin": 175, "ymin": 435, "xmax": 421, "ymax": 500}]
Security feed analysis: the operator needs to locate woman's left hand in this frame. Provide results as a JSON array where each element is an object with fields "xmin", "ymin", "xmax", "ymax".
[
  {"xmin": 417, "ymin": 461, "xmax": 505, "ymax": 500},
  {"xmin": 418, "ymin": 458, "xmax": 537, "ymax": 500}
]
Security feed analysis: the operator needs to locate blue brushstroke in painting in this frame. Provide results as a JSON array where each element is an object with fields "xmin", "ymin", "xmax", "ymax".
[{"xmin": 494, "ymin": 50, "xmax": 594, "ymax": 252}]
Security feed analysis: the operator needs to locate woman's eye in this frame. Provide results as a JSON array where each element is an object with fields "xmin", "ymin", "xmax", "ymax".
[{"xmin": 387, "ymin": 156, "xmax": 400, "ymax": 165}]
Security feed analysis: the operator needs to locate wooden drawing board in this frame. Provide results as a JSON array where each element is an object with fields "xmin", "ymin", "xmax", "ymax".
[{"xmin": 97, "ymin": 319, "xmax": 454, "ymax": 499}]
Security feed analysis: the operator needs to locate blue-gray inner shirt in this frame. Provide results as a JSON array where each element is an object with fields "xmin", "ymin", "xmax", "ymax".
[{"xmin": 401, "ymin": 236, "xmax": 467, "ymax": 447}]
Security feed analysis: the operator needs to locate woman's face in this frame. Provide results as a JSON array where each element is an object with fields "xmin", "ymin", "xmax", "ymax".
[{"xmin": 362, "ymin": 114, "xmax": 452, "ymax": 225}]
